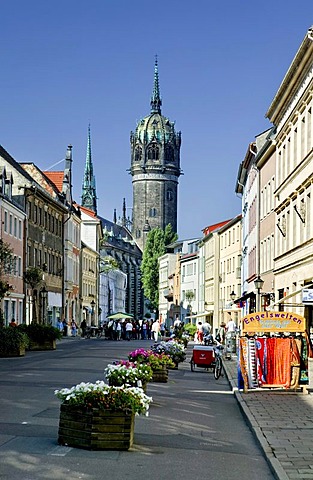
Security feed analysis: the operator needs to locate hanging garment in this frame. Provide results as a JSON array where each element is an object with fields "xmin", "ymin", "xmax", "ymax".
[
  {"xmin": 239, "ymin": 337, "xmax": 258, "ymax": 389},
  {"xmin": 265, "ymin": 337, "xmax": 291, "ymax": 388},
  {"xmin": 255, "ymin": 337, "xmax": 267, "ymax": 385},
  {"xmin": 290, "ymin": 337, "xmax": 301, "ymax": 389}
]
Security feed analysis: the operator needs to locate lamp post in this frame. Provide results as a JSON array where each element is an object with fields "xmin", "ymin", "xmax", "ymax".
[
  {"xmin": 254, "ymin": 276, "xmax": 264, "ymax": 312},
  {"xmin": 230, "ymin": 290, "xmax": 236, "ymax": 302},
  {"xmin": 91, "ymin": 300, "xmax": 96, "ymax": 326}
]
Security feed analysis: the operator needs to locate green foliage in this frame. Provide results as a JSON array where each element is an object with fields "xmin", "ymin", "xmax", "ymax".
[
  {"xmin": 17, "ymin": 323, "xmax": 62, "ymax": 342},
  {"xmin": 184, "ymin": 323, "xmax": 197, "ymax": 337},
  {"xmin": 0, "ymin": 327, "xmax": 29, "ymax": 354},
  {"xmin": 185, "ymin": 290, "xmax": 195, "ymax": 303},
  {"xmin": 141, "ymin": 224, "xmax": 177, "ymax": 310},
  {"xmin": 23, "ymin": 267, "xmax": 43, "ymax": 289},
  {"xmin": 0, "ymin": 239, "xmax": 14, "ymax": 275},
  {"xmin": 0, "ymin": 239, "xmax": 15, "ymax": 301}
]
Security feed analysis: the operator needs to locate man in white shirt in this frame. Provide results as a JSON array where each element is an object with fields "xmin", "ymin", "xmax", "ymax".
[
  {"xmin": 226, "ymin": 318, "xmax": 237, "ymax": 333},
  {"xmin": 125, "ymin": 320, "xmax": 133, "ymax": 341}
]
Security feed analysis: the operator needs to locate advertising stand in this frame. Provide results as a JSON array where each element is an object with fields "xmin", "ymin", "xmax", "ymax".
[{"xmin": 239, "ymin": 311, "xmax": 312, "ymax": 392}]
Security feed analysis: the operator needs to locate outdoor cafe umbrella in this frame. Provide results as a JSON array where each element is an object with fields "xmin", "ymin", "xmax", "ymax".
[{"xmin": 107, "ymin": 312, "xmax": 134, "ymax": 320}]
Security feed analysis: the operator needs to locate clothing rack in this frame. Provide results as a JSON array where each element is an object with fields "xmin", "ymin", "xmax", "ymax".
[{"xmin": 239, "ymin": 311, "xmax": 310, "ymax": 392}]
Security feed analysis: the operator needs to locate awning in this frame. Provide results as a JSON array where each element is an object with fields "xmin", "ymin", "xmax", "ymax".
[
  {"xmin": 233, "ymin": 291, "xmax": 256, "ymax": 303},
  {"xmin": 185, "ymin": 311, "xmax": 213, "ymax": 320}
]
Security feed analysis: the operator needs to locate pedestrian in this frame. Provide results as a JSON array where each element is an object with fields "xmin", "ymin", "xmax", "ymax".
[
  {"xmin": 141, "ymin": 320, "xmax": 147, "ymax": 339},
  {"xmin": 80, "ymin": 319, "xmax": 87, "ymax": 337},
  {"xmin": 125, "ymin": 319, "xmax": 133, "ymax": 341},
  {"xmin": 62, "ymin": 318, "xmax": 68, "ymax": 337},
  {"xmin": 160, "ymin": 321, "xmax": 166, "ymax": 339},
  {"xmin": 116, "ymin": 320, "xmax": 122, "ymax": 341},
  {"xmin": 216, "ymin": 322, "xmax": 226, "ymax": 344},
  {"xmin": 56, "ymin": 318, "xmax": 64, "ymax": 333},
  {"xmin": 196, "ymin": 322, "xmax": 204, "ymax": 344},
  {"xmin": 226, "ymin": 317, "xmax": 237, "ymax": 333},
  {"xmin": 9, "ymin": 318, "xmax": 17, "ymax": 327},
  {"xmin": 71, "ymin": 319, "xmax": 78, "ymax": 337},
  {"xmin": 151, "ymin": 320, "xmax": 160, "ymax": 342}
]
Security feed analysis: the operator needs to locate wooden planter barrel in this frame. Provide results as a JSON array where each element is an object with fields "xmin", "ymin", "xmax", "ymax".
[
  {"xmin": 29, "ymin": 339, "xmax": 56, "ymax": 351},
  {"xmin": 0, "ymin": 346, "xmax": 25, "ymax": 357},
  {"xmin": 58, "ymin": 404, "xmax": 135, "ymax": 450},
  {"xmin": 152, "ymin": 368, "xmax": 168, "ymax": 383}
]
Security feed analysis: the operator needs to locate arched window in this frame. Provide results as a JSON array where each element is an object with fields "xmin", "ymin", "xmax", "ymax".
[
  {"xmin": 147, "ymin": 144, "xmax": 159, "ymax": 161},
  {"xmin": 134, "ymin": 146, "xmax": 142, "ymax": 162},
  {"xmin": 149, "ymin": 208, "xmax": 157, "ymax": 217},
  {"xmin": 165, "ymin": 146, "xmax": 174, "ymax": 163}
]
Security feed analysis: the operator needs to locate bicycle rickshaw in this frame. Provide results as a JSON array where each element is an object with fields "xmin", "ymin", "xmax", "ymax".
[{"xmin": 190, "ymin": 344, "xmax": 223, "ymax": 379}]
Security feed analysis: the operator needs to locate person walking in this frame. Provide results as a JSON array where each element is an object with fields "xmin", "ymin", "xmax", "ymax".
[
  {"xmin": 151, "ymin": 320, "xmax": 160, "ymax": 342},
  {"xmin": 116, "ymin": 320, "xmax": 122, "ymax": 341},
  {"xmin": 80, "ymin": 319, "xmax": 87, "ymax": 337},
  {"xmin": 125, "ymin": 320, "xmax": 133, "ymax": 341},
  {"xmin": 71, "ymin": 319, "xmax": 78, "ymax": 337}
]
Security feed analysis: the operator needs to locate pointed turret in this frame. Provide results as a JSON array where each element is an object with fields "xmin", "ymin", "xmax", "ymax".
[
  {"xmin": 121, "ymin": 198, "xmax": 127, "ymax": 226},
  {"xmin": 81, "ymin": 124, "xmax": 97, "ymax": 214},
  {"xmin": 150, "ymin": 55, "xmax": 162, "ymax": 114}
]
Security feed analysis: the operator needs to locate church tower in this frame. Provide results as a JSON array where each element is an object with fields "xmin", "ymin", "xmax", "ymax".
[
  {"xmin": 130, "ymin": 58, "xmax": 182, "ymax": 251},
  {"xmin": 81, "ymin": 124, "xmax": 97, "ymax": 214}
]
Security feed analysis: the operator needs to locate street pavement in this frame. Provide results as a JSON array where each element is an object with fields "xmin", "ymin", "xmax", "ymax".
[
  {"xmin": 223, "ymin": 352, "xmax": 313, "ymax": 480},
  {"xmin": 2, "ymin": 337, "xmax": 311, "ymax": 479}
]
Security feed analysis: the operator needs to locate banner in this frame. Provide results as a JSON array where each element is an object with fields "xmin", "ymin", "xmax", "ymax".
[{"xmin": 241, "ymin": 311, "xmax": 305, "ymax": 333}]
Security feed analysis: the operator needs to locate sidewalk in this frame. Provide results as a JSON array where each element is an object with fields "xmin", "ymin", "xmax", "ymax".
[{"xmin": 223, "ymin": 355, "xmax": 313, "ymax": 480}]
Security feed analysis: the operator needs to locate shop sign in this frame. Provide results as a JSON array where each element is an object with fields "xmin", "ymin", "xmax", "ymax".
[
  {"xmin": 242, "ymin": 311, "xmax": 305, "ymax": 333},
  {"xmin": 302, "ymin": 288, "xmax": 313, "ymax": 304}
]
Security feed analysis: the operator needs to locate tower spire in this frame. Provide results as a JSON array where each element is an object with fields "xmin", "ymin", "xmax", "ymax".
[
  {"xmin": 81, "ymin": 124, "xmax": 97, "ymax": 214},
  {"xmin": 150, "ymin": 55, "xmax": 162, "ymax": 114}
]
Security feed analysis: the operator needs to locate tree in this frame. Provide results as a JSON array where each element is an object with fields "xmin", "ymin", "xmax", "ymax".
[
  {"xmin": 141, "ymin": 224, "xmax": 178, "ymax": 312},
  {"xmin": 0, "ymin": 239, "xmax": 15, "ymax": 326},
  {"xmin": 23, "ymin": 267, "xmax": 43, "ymax": 324}
]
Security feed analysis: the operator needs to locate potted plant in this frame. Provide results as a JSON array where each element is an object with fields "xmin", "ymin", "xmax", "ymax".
[
  {"xmin": 128, "ymin": 349, "xmax": 175, "ymax": 383},
  {"xmin": 151, "ymin": 340, "xmax": 186, "ymax": 368},
  {"xmin": 105, "ymin": 361, "xmax": 153, "ymax": 391},
  {"xmin": 55, "ymin": 381, "xmax": 152, "ymax": 450},
  {"xmin": 0, "ymin": 326, "xmax": 29, "ymax": 357},
  {"xmin": 18, "ymin": 323, "xmax": 62, "ymax": 350}
]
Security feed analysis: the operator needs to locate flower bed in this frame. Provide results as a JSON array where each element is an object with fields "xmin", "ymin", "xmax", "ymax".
[
  {"xmin": 104, "ymin": 361, "xmax": 153, "ymax": 389},
  {"xmin": 151, "ymin": 340, "xmax": 186, "ymax": 366},
  {"xmin": 128, "ymin": 349, "xmax": 175, "ymax": 370}
]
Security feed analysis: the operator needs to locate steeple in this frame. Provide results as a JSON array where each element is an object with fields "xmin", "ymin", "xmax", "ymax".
[
  {"xmin": 150, "ymin": 55, "xmax": 162, "ymax": 114},
  {"xmin": 81, "ymin": 124, "xmax": 97, "ymax": 214}
]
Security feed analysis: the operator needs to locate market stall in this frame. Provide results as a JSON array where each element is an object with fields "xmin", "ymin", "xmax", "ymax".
[{"xmin": 239, "ymin": 311, "xmax": 312, "ymax": 391}]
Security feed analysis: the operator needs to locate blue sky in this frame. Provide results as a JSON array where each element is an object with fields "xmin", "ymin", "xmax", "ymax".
[{"xmin": 1, "ymin": 1, "xmax": 313, "ymax": 239}]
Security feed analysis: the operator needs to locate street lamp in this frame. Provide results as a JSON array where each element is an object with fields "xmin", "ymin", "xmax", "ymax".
[
  {"xmin": 90, "ymin": 300, "xmax": 96, "ymax": 326},
  {"xmin": 230, "ymin": 291, "xmax": 236, "ymax": 302},
  {"xmin": 254, "ymin": 276, "xmax": 264, "ymax": 312}
]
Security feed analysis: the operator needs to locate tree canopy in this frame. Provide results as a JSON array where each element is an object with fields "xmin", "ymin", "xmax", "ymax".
[{"xmin": 140, "ymin": 224, "xmax": 177, "ymax": 311}]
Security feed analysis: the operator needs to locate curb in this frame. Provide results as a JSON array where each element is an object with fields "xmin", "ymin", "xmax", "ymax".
[{"xmin": 223, "ymin": 358, "xmax": 289, "ymax": 480}]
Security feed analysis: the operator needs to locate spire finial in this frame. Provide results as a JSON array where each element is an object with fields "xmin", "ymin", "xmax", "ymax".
[
  {"xmin": 81, "ymin": 123, "xmax": 97, "ymax": 214},
  {"xmin": 150, "ymin": 55, "xmax": 162, "ymax": 114}
]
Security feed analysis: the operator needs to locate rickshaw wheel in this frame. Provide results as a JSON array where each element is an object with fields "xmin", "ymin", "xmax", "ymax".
[
  {"xmin": 214, "ymin": 356, "xmax": 222, "ymax": 380},
  {"xmin": 190, "ymin": 359, "xmax": 195, "ymax": 372}
]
